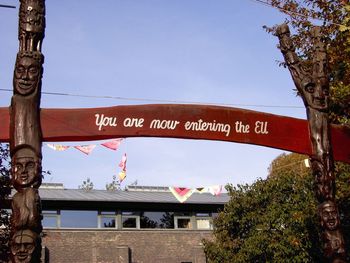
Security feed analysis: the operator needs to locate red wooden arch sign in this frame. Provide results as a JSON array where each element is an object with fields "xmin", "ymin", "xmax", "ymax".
[{"xmin": 0, "ymin": 104, "xmax": 349, "ymax": 163}]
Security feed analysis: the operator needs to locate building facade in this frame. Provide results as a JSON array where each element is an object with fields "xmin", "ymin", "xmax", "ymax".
[{"xmin": 36, "ymin": 184, "xmax": 229, "ymax": 263}]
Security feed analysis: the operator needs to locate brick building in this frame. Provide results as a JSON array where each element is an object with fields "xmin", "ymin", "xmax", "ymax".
[{"xmin": 36, "ymin": 183, "xmax": 229, "ymax": 263}]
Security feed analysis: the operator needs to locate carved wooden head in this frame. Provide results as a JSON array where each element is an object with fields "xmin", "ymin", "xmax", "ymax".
[
  {"xmin": 319, "ymin": 200, "xmax": 340, "ymax": 231},
  {"xmin": 12, "ymin": 147, "xmax": 42, "ymax": 190},
  {"xmin": 11, "ymin": 229, "xmax": 38, "ymax": 263},
  {"xmin": 301, "ymin": 77, "xmax": 329, "ymax": 111},
  {"xmin": 13, "ymin": 52, "xmax": 43, "ymax": 96}
]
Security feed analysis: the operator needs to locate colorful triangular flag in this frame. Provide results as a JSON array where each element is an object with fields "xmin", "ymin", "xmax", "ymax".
[
  {"xmin": 208, "ymin": 185, "xmax": 222, "ymax": 196},
  {"xmin": 101, "ymin": 138, "xmax": 123, "ymax": 151},
  {"xmin": 74, "ymin": 145, "xmax": 96, "ymax": 155},
  {"xmin": 169, "ymin": 187, "xmax": 195, "ymax": 203},
  {"xmin": 47, "ymin": 144, "xmax": 70, "ymax": 151},
  {"xmin": 195, "ymin": 187, "xmax": 208, "ymax": 194},
  {"xmin": 118, "ymin": 171, "xmax": 127, "ymax": 182},
  {"xmin": 119, "ymin": 153, "xmax": 127, "ymax": 171}
]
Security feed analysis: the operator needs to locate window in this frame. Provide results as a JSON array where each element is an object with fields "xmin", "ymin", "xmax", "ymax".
[
  {"xmin": 195, "ymin": 213, "xmax": 212, "ymax": 230},
  {"xmin": 122, "ymin": 211, "xmax": 140, "ymax": 229},
  {"xmin": 60, "ymin": 210, "xmax": 97, "ymax": 228},
  {"xmin": 140, "ymin": 212, "xmax": 174, "ymax": 229},
  {"xmin": 42, "ymin": 210, "xmax": 59, "ymax": 228},
  {"xmin": 196, "ymin": 218, "xmax": 212, "ymax": 229},
  {"xmin": 100, "ymin": 211, "xmax": 117, "ymax": 228},
  {"xmin": 175, "ymin": 217, "xmax": 192, "ymax": 229}
]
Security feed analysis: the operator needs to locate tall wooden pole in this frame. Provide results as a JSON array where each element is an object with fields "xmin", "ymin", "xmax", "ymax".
[
  {"xmin": 276, "ymin": 24, "xmax": 347, "ymax": 262},
  {"xmin": 10, "ymin": 0, "xmax": 45, "ymax": 262}
]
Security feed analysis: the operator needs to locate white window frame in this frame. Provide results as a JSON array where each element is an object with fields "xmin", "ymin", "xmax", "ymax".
[
  {"xmin": 98, "ymin": 211, "xmax": 118, "ymax": 229},
  {"xmin": 121, "ymin": 214, "xmax": 140, "ymax": 229},
  {"xmin": 174, "ymin": 216, "xmax": 192, "ymax": 229}
]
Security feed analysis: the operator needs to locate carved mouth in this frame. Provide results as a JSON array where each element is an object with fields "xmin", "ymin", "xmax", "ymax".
[
  {"xmin": 16, "ymin": 253, "xmax": 28, "ymax": 260},
  {"xmin": 18, "ymin": 81, "xmax": 34, "ymax": 90},
  {"xmin": 327, "ymin": 219, "xmax": 336, "ymax": 227},
  {"xmin": 313, "ymin": 98, "xmax": 326, "ymax": 107}
]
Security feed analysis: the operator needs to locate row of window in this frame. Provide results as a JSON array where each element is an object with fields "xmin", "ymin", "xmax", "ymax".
[{"xmin": 43, "ymin": 210, "xmax": 216, "ymax": 230}]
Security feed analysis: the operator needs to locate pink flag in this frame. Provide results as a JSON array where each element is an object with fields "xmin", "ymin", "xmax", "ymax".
[
  {"xmin": 169, "ymin": 187, "xmax": 194, "ymax": 203},
  {"xmin": 119, "ymin": 153, "xmax": 127, "ymax": 171},
  {"xmin": 74, "ymin": 145, "xmax": 96, "ymax": 155},
  {"xmin": 47, "ymin": 144, "xmax": 70, "ymax": 151},
  {"xmin": 208, "ymin": 185, "xmax": 222, "ymax": 196},
  {"xmin": 101, "ymin": 138, "xmax": 123, "ymax": 151}
]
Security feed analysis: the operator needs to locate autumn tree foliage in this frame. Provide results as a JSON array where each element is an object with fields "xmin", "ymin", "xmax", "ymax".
[
  {"xmin": 204, "ymin": 153, "xmax": 350, "ymax": 262},
  {"xmin": 204, "ymin": 1, "xmax": 350, "ymax": 262}
]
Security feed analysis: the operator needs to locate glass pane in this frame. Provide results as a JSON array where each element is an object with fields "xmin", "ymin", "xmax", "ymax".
[
  {"xmin": 101, "ymin": 217, "xmax": 116, "ymax": 228},
  {"xmin": 140, "ymin": 212, "xmax": 174, "ymax": 229},
  {"xmin": 60, "ymin": 210, "xmax": 97, "ymax": 228},
  {"xmin": 197, "ymin": 219, "xmax": 211, "ymax": 229},
  {"xmin": 122, "ymin": 217, "xmax": 137, "ymax": 228},
  {"xmin": 43, "ymin": 216, "xmax": 57, "ymax": 228},
  {"xmin": 177, "ymin": 218, "xmax": 191, "ymax": 229}
]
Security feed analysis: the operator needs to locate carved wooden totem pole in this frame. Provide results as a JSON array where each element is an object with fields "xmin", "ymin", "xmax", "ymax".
[
  {"xmin": 276, "ymin": 24, "xmax": 347, "ymax": 262},
  {"xmin": 10, "ymin": 0, "xmax": 45, "ymax": 262}
]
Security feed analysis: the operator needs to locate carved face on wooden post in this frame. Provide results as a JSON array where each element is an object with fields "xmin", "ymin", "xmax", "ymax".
[
  {"xmin": 12, "ymin": 147, "xmax": 41, "ymax": 189},
  {"xmin": 319, "ymin": 201, "xmax": 340, "ymax": 231},
  {"xmin": 13, "ymin": 52, "xmax": 42, "ymax": 96},
  {"xmin": 302, "ymin": 77, "xmax": 329, "ymax": 111},
  {"xmin": 11, "ymin": 229, "xmax": 38, "ymax": 263}
]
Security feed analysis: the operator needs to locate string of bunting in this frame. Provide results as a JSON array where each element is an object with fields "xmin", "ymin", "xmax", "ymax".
[
  {"xmin": 169, "ymin": 185, "xmax": 223, "ymax": 203},
  {"xmin": 47, "ymin": 139, "xmax": 128, "ymax": 184},
  {"xmin": 47, "ymin": 139, "xmax": 221, "ymax": 198},
  {"xmin": 46, "ymin": 138, "xmax": 124, "ymax": 155}
]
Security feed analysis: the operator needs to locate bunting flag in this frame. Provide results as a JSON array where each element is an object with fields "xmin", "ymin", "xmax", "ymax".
[
  {"xmin": 46, "ymin": 144, "xmax": 70, "ymax": 151},
  {"xmin": 208, "ymin": 185, "xmax": 223, "ymax": 196},
  {"xmin": 46, "ymin": 139, "xmax": 124, "ymax": 155},
  {"xmin": 74, "ymin": 145, "xmax": 96, "ymax": 155},
  {"xmin": 101, "ymin": 138, "xmax": 123, "ymax": 151},
  {"xmin": 169, "ymin": 187, "xmax": 195, "ymax": 203},
  {"xmin": 195, "ymin": 187, "xmax": 208, "ymax": 194},
  {"xmin": 119, "ymin": 153, "xmax": 127, "ymax": 171},
  {"xmin": 118, "ymin": 171, "xmax": 127, "ymax": 182},
  {"xmin": 169, "ymin": 185, "xmax": 223, "ymax": 202}
]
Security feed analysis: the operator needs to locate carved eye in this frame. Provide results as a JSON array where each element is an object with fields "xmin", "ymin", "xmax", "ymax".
[
  {"xmin": 29, "ymin": 67, "xmax": 38, "ymax": 74},
  {"xmin": 16, "ymin": 66, "xmax": 25, "ymax": 74},
  {"xmin": 24, "ymin": 243, "xmax": 34, "ymax": 250},
  {"xmin": 15, "ymin": 164, "xmax": 23, "ymax": 172},
  {"xmin": 305, "ymin": 83, "xmax": 315, "ymax": 93},
  {"xmin": 26, "ymin": 162, "xmax": 35, "ymax": 170}
]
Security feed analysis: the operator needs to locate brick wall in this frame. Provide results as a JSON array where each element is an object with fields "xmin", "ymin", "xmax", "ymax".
[{"xmin": 42, "ymin": 229, "xmax": 213, "ymax": 263}]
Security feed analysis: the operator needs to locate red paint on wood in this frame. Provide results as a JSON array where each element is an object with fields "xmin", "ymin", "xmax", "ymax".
[{"xmin": 0, "ymin": 105, "xmax": 349, "ymax": 163}]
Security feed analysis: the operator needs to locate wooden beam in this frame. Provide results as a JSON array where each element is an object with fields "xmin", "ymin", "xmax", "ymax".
[{"xmin": 0, "ymin": 104, "xmax": 349, "ymax": 163}]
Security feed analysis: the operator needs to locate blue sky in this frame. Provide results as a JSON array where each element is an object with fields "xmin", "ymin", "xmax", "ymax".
[{"xmin": 0, "ymin": 1, "xmax": 307, "ymax": 189}]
